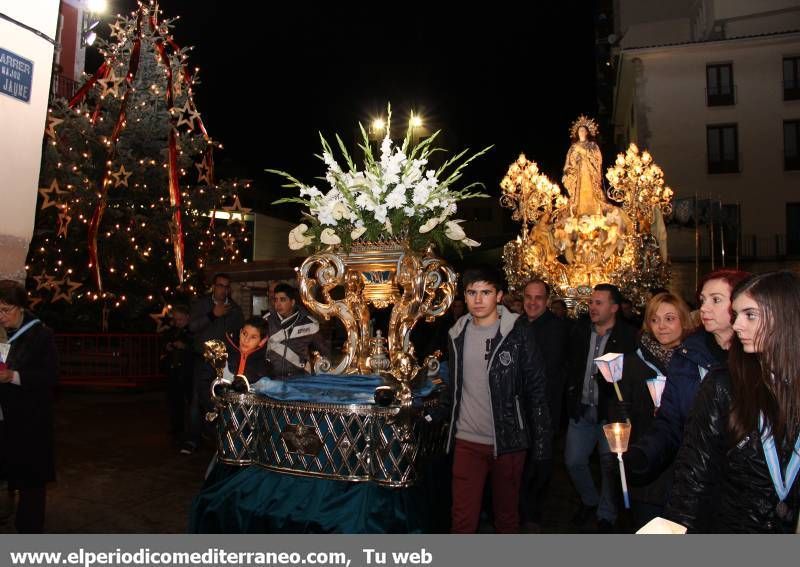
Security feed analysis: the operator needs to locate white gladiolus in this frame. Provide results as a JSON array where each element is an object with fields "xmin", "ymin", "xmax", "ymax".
[
  {"xmin": 276, "ymin": 116, "xmax": 488, "ymax": 253},
  {"xmin": 288, "ymin": 224, "xmax": 313, "ymax": 250},
  {"xmin": 444, "ymin": 220, "xmax": 467, "ymax": 241},
  {"xmin": 320, "ymin": 228, "xmax": 341, "ymax": 245},
  {"xmin": 462, "ymin": 237, "xmax": 480, "ymax": 248}
]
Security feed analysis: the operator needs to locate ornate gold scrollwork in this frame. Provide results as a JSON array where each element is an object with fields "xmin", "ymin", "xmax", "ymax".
[
  {"xmin": 299, "ymin": 250, "xmax": 370, "ymax": 375},
  {"xmin": 297, "ymin": 243, "xmax": 455, "ymax": 383},
  {"xmin": 388, "ymin": 247, "xmax": 456, "ymax": 358}
]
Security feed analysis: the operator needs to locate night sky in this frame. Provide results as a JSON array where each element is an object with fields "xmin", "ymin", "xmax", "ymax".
[{"xmin": 106, "ymin": 1, "xmax": 599, "ymax": 217}]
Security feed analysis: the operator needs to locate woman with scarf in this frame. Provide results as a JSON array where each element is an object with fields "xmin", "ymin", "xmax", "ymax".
[
  {"xmin": 666, "ymin": 271, "xmax": 800, "ymax": 532},
  {"xmin": 623, "ymin": 270, "xmax": 751, "ymax": 524},
  {"xmin": 0, "ymin": 280, "xmax": 57, "ymax": 533},
  {"xmin": 618, "ymin": 292, "xmax": 695, "ymax": 529}
]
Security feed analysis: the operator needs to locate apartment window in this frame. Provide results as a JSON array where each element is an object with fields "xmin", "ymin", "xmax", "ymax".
[
  {"xmin": 707, "ymin": 124, "xmax": 739, "ymax": 173},
  {"xmin": 785, "ymin": 120, "xmax": 800, "ymax": 170},
  {"xmin": 784, "ymin": 56, "xmax": 800, "ymax": 101},
  {"xmin": 707, "ymin": 63, "xmax": 735, "ymax": 106},
  {"xmin": 788, "ymin": 203, "xmax": 800, "ymax": 255}
]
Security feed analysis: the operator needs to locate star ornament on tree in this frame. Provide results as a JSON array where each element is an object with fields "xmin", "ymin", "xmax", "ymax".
[
  {"xmin": 173, "ymin": 101, "xmax": 200, "ymax": 131},
  {"xmin": 195, "ymin": 155, "xmax": 212, "ymax": 185},
  {"xmin": 221, "ymin": 233, "xmax": 237, "ymax": 254},
  {"xmin": 50, "ymin": 277, "xmax": 83, "ymax": 304},
  {"xmin": 108, "ymin": 19, "xmax": 127, "ymax": 40},
  {"xmin": 45, "ymin": 115, "xmax": 63, "ymax": 140},
  {"xmin": 222, "ymin": 195, "xmax": 252, "ymax": 225},
  {"xmin": 149, "ymin": 306, "xmax": 171, "ymax": 333},
  {"xmin": 97, "ymin": 67, "xmax": 125, "ymax": 99},
  {"xmin": 38, "ymin": 179, "xmax": 69, "ymax": 210},
  {"xmin": 32, "ymin": 270, "xmax": 57, "ymax": 291},
  {"xmin": 111, "ymin": 164, "xmax": 133, "ymax": 187},
  {"xmin": 57, "ymin": 207, "xmax": 73, "ymax": 238}
]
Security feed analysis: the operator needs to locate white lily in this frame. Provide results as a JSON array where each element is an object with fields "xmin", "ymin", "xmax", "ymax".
[
  {"xmin": 288, "ymin": 224, "xmax": 313, "ymax": 250},
  {"xmin": 320, "ymin": 227, "xmax": 341, "ymax": 246},
  {"xmin": 444, "ymin": 219, "xmax": 467, "ymax": 241},
  {"xmin": 418, "ymin": 217, "xmax": 440, "ymax": 234},
  {"xmin": 462, "ymin": 237, "xmax": 480, "ymax": 248},
  {"xmin": 351, "ymin": 226, "xmax": 367, "ymax": 240}
]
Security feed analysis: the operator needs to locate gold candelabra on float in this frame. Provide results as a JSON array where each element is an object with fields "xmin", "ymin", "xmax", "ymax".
[
  {"xmin": 606, "ymin": 144, "xmax": 674, "ymax": 231},
  {"xmin": 500, "ymin": 154, "xmax": 569, "ymax": 291},
  {"xmin": 500, "ymin": 154, "xmax": 567, "ymax": 233}
]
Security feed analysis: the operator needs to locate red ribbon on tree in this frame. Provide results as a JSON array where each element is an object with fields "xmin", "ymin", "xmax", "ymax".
[{"xmin": 152, "ymin": 22, "xmax": 185, "ymax": 284}]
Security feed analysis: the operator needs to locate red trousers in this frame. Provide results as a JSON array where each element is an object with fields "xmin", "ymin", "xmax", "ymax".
[{"xmin": 451, "ymin": 438, "xmax": 526, "ymax": 533}]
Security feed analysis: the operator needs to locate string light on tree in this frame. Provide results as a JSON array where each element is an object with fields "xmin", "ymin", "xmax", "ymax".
[{"xmin": 28, "ymin": 0, "xmax": 252, "ymax": 331}]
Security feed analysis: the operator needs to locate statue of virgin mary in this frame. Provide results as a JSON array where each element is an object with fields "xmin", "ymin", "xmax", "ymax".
[{"xmin": 562, "ymin": 115, "xmax": 605, "ymax": 217}]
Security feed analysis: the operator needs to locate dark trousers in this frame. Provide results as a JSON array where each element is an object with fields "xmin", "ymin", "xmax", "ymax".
[
  {"xmin": 15, "ymin": 485, "xmax": 46, "ymax": 533},
  {"xmin": 167, "ymin": 365, "xmax": 193, "ymax": 435},
  {"xmin": 187, "ymin": 361, "xmax": 215, "ymax": 445},
  {"xmin": 451, "ymin": 439, "xmax": 525, "ymax": 533},
  {"xmin": 519, "ymin": 456, "xmax": 553, "ymax": 524}
]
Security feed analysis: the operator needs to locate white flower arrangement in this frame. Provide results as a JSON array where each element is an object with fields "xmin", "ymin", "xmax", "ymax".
[{"xmin": 270, "ymin": 106, "xmax": 491, "ymax": 253}]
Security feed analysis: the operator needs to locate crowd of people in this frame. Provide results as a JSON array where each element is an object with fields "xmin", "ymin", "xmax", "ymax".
[
  {"xmin": 139, "ymin": 267, "xmax": 800, "ymax": 534},
  {"xmin": 0, "ymin": 264, "xmax": 799, "ymax": 533}
]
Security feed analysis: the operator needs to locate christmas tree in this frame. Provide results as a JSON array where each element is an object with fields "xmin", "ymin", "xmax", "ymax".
[{"xmin": 29, "ymin": 1, "xmax": 252, "ymax": 331}]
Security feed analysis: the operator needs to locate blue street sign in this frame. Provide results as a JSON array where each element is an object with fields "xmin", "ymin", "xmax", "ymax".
[{"xmin": 0, "ymin": 47, "xmax": 34, "ymax": 103}]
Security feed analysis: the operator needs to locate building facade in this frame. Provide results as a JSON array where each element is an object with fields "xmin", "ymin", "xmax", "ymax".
[{"xmin": 610, "ymin": 0, "xmax": 800, "ymax": 261}]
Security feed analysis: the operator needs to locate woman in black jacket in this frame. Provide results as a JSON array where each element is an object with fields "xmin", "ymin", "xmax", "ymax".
[
  {"xmin": 618, "ymin": 292, "xmax": 694, "ymax": 530},
  {"xmin": 0, "ymin": 280, "xmax": 58, "ymax": 533},
  {"xmin": 666, "ymin": 272, "xmax": 800, "ymax": 532}
]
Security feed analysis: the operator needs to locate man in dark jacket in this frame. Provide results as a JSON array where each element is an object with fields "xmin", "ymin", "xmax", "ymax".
[
  {"xmin": 564, "ymin": 283, "xmax": 636, "ymax": 531},
  {"xmin": 262, "ymin": 283, "xmax": 328, "ymax": 378},
  {"xmin": 516, "ymin": 279, "xmax": 569, "ymax": 530},
  {"xmin": 441, "ymin": 268, "xmax": 551, "ymax": 533},
  {"xmin": 183, "ymin": 272, "xmax": 244, "ymax": 454},
  {"xmin": 163, "ymin": 304, "xmax": 193, "ymax": 439}
]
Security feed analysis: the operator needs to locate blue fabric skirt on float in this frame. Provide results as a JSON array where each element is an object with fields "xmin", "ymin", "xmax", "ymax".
[{"xmin": 188, "ymin": 374, "xmax": 449, "ymax": 533}]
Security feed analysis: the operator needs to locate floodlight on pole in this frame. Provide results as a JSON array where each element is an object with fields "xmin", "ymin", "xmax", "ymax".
[{"xmin": 87, "ymin": 0, "xmax": 108, "ymax": 13}]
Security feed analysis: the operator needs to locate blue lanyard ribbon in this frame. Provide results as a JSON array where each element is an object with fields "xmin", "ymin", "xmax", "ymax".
[
  {"xmin": 636, "ymin": 348, "xmax": 665, "ymax": 379},
  {"xmin": 7, "ymin": 319, "xmax": 40, "ymax": 344},
  {"xmin": 759, "ymin": 412, "xmax": 800, "ymax": 502}
]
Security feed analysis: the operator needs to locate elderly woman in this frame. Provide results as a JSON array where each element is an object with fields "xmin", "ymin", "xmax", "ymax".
[
  {"xmin": 624, "ymin": 270, "xmax": 751, "ymax": 524},
  {"xmin": 666, "ymin": 271, "xmax": 800, "ymax": 532},
  {"xmin": 617, "ymin": 292, "xmax": 695, "ymax": 529},
  {"xmin": 0, "ymin": 280, "xmax": 57, "ymax": 533}
]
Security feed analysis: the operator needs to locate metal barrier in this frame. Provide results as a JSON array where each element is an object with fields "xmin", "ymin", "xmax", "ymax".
[{"xmin": 55, "ymin": 334, "xmax": 167, "ymax": 388}]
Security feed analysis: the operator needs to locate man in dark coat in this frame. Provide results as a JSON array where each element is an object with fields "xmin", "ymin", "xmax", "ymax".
[
  {"xmin": 183, "ymin": 273, "xmax": 243, "ymax": 454},
  {"xmin": 564, "ymin": 283, "xmax": 636, "ymax": 532},
  {"xmin": 516, "ymin": 279, "xmax": 569, "ymax": 530}
]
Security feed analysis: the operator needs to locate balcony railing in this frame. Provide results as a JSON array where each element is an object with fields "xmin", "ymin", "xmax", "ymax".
[
  {"xmin": 51, "ymin": 74, "xmax": 79, "ymax": 101},
  {"xmin": 55, "ymin": 333, "xmax": 166, "ymax": 388}
]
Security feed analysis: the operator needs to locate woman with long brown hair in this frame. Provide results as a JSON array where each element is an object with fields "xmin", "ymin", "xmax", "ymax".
[{"xmin": 666, "ymin": 271, "xmax": 800, "ymax": 532}]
